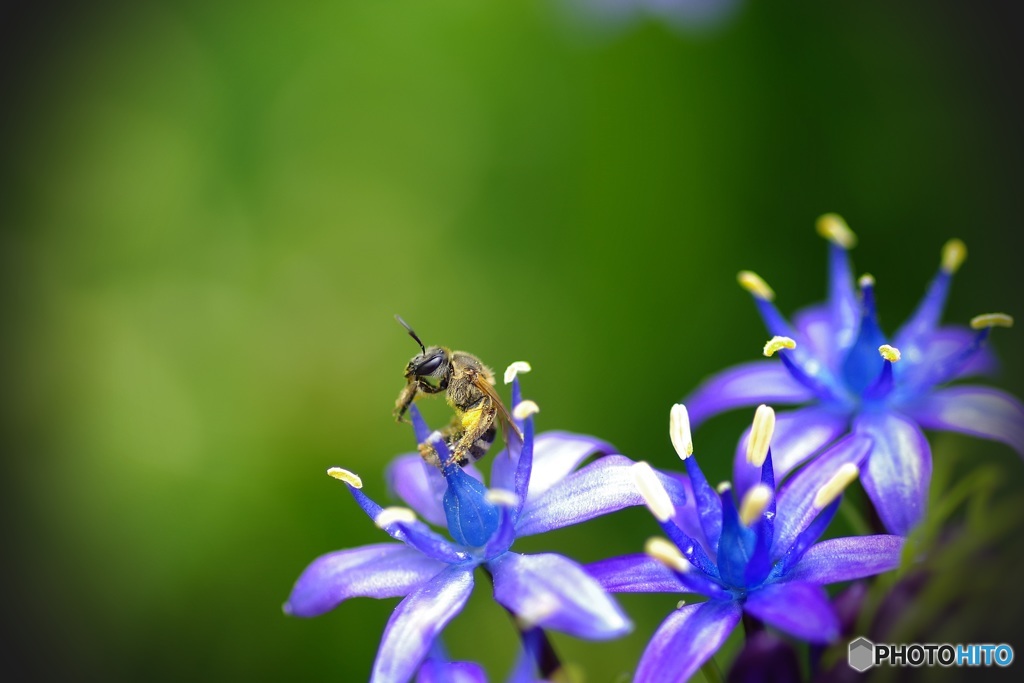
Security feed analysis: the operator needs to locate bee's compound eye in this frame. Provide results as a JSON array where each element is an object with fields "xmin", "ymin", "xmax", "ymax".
[{"xmin": 415, "ymin": 353, "xmax": 444, "ymax": 376}]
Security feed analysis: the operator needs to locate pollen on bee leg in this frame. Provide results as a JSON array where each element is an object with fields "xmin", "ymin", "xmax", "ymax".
[
  {"xmin": 503, "ymin": 361, "xmax": 532, "ymax": 384},
  {"xmin": 513, "ymin": 400, "xmax": 540, "ymax": 420},
  {"xmin": 374, "ymin": 506, "xmax": 418, "ymax": 528},
  {"xmin": 644, "ymin": 537, "xmax": 690, "ymax": 573},
  {"xmin": 739, "ymin": 484, "xmax": 772, "ymax": 527},
  {"xmin": 631, "ymin": 462, "xmax": 675, "ymax": 522},
  {"xmin": 485, "ymin": 488, "xmax": 518, "ymax": 507},
  {"xmin": 763, "ymin": 336, "xmax": 796, "ymax": 357},
  {"xmin": 670, "ymin": 404, "xmax": 693, "ymax": 460},
  {"xmin": 878, "ymin": 344, "xmax": 902, "ymax": 362},
  {"xmin": 941, "ymin": 238, "xmax": 967, "ymax": 274},
  {"xmin": 816, "ymin": 213, "xmax": 857, "ymax": 250},
  {"xmin": 327, "ymin": 467, "xmax": 363, "ymax": 488},
  {"xmin": 970, "ymin": 313, "xmax": 1014, "ymax": 330},
  {"xmin": 813, "ymin": 463, "xmax": 860, "ymax": 509},
  {"xmin": 737, "ymin": 270, "xmax": 776, "ymax": 301},
  {"xmin": 746, "ymin": 404, "xmax": 775, "ymax": 466}
]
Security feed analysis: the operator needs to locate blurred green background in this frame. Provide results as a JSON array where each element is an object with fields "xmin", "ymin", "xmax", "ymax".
[{"xmin": 2, "ymin": 1, "xmax": 1023, "ymax": 681}]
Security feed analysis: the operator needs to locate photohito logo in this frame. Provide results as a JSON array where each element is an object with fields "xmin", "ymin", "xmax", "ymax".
[{"xmin": 847, "ymin": 637, "xmax": 1014, "ymax": 671}]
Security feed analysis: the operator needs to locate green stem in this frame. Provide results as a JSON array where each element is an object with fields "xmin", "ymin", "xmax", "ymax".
[{"xmin": 700, "ymin": 656, "xmax": 724, "ymax": 683}]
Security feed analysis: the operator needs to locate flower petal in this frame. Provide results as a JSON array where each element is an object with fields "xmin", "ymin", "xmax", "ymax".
[
  {"xmin": 744, "ymin": 581, "xmax": 838, "ymax": 643},
  {"xmin": 785, "ymin": 535, "xmax": 904, "ymax": 584},
  {"xmin": 634, "ymin": 600, "xmax": 742, "ymax": 683},
  {"xmin": 855, "ymin": 411, "xmax": 932, "ymax": 536},
  {"xmin": 416, "ymin": 659, "xmax": 486, "ymax": 683},
  {"xmin": 489, "ymin": 552, "xmax": 631, "ymax": 640},
  {"xmin": 902, "ymin": 385, "xmax": 1024, "ymax": 458},
  {"xmin": 685, "ymin": 361, "xmax": 815, "ymax": 428},
  {"xmin": 793, "ymin": 303, "xmax": 843, "ymax": 373},
  {"xmin": 372, "ymin": 565, "xmax": 475, "ymax": 683},
  {"xmin": 523, "ymin": 432, "xmax": 617, "ymax": 503},
  {"xmin": 284, "ymin": 543, "xmax": 448, "ymax": 618},
  {"xmin": 386, "ymin": 454, "xmax": 449, "ymax": 527},
  {"xmin": 584, "ymin": 554, "xmax": 685, "ymax": 594},
  {"xmin": 732, "ymin": 406, "xmax": 850, "ymax": 496},
  {"xmin": 897, "ymin": 327, "xmax": 998, "ymax": 384},
  {"xmin": 514, "ymin": 455, "xmax": 687, "ymax": 537},
  {"xmin": 773, "ymin": 433, "xmax": 872, "ymax": 558}
]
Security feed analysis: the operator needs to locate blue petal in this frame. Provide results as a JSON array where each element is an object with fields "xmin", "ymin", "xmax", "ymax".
[
  {"xmin": 685, "ymin": 361, "xmax": 815, "ymax": 427},
  {"xmin": 371, "ymin": 565, "xmax": 475, "ymax": 683},
  {"xmin": 897, "ymin": 327, "xmax": 998, "ymax": 383},
  {"xmin": 839, "ymin": 280, "xmax": 888, "ymax": 394},
  {"xmin": 634, "ymin": 600, "xmax": 742, "ymax": 683},
  {"xmin": 716, "ymin": 487, "xmax": 756, "ymax": 587},
  {"xmin": 284, "ymin": 543, "xmax": 448, "ymax": 618},
  {"xmin": 585, "ymin": 554, "xmax": 686, "ymax": 594},
  {"xmin": 489, "ymin": 552, "xmax": 631, "ymax": 640},
  {"xmin": 515, "ymin": 455, "xmax": 687, "ymax": 537},
  {"xmin": 516, "ymin": 431, "xmax": 616, "ymax": 505},
  {"xmin": 825, "ymin": 241, "xmax": 860, "ymax": 352},
  {"xmin": 903, "ymin": 385, "xmax": 1024, "ymax": 458},
  {"xmin": 387, "ymin": 454, "xmax": 484, "ymax": 528},
  {"xmin": 793, "ymin": 304, "xmax": 844, "ymax": 373},
  {"xmin": 513, "ymin": 414, "xmax": 535, "ymax": 519},
  {"xmin": 855, "ymin": 411, "xmax": 932, "ymax": 536},
  {"xmin": 683, "ymin": 456, "xmax": 723, "ymax": 552},
  {"xmin": 416, "ymin": 659, "xmax": 486, "ymax": 683},
  {"xmin": 893, "ymin": 267, "xmax": 952, "ymax": 354},
  {"xmin": 743, "ymin": 581, "xmax": 838, "ymax": 643},
  {"xmin": 785, "ymin": 535, "xmax": 904, "ymax": 584},
  {"xmin": 443, "ymin": 465, "xmax": 500, "ymax": 547}
]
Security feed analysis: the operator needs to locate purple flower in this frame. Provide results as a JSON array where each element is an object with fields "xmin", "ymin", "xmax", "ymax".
[
  {"xmin": 586, "ymin": 404, "xmax": 904, "ymax": 683},
  {"xmin": 285, "ymin": 366, "xmax": 684, "ymax": 683},
  {"xmin": 415, "ymin": 630, "xmax": 549, "ymax": 683},
  {"xmin": 686, "ymin": 215, "xmax": 1021, "ymax": 534}
]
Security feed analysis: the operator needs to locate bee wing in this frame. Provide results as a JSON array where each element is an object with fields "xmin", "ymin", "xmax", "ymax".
[{"xmin": 472, "ymin": 373, "xmax": 524, "ymax": 447}]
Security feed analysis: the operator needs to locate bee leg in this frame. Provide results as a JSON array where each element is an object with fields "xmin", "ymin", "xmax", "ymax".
[
  {"xmin": 448, "ymin": 402, "xmax": 497, "ymax": 468},
  {"xmin": 416, "ymin": 441, "xmax": 442, "ymax": 469},
  {"xmin": 394, "ymin": 378, "xmax": 445, "ymax": 422}
]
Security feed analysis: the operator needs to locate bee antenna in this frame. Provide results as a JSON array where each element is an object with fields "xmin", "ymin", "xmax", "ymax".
[{"xmin": 394, "ymin": 314, "xmax": 426, "ymax": 354}]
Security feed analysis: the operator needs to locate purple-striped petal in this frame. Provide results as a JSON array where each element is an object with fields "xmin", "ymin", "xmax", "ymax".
[
  {"xmin": 634, "ymin": 600, "xmax": 742, "ymax": 683},
  {"xmin": 521, "ymin": 432, "xmax": 617, "ymax": 504},
  {"xmin": 686, "ymin": 361, "xmax": 815, "ymax": 427},
  {"xmin": 284, "ymin": 543, "xmax": 448, "ymax": 618},
  {"xmin": 773, "ymin": 433, "xmax": 872, "ymax": 558},
  {"xmin": 855, "ymin": 411, "xmax": 932, "ymax": 536},
  {"xmin": 793, "ymin": 304, "xmax": 843, "ymax": 373},
  {"xmin": 903, "ymin": 385, "xmax": 1024, "ymax": 458},
  {"xmin": 416, "ymin": 659, "xmax": 486, "ymax": 683},
  {"xmin": 732, "ymin": 406, "xmax": 850, "ymax": 496},
  {"xmin": 386, "ymin": 454, "xmax": 449, "ymax": 527},
  {"xmin": 584, "ymin": 554, "xmax": 686, "ymax": 594},
  {"xmin": 514, "ymin": 455, "xmax": 687, "ymax": 537},
  {"xmin": 897, "ymin": 327, "xmax": 997, "ymax": 384},
  {"xmin": 743, "ymin": 581, "xmax": 838, "ymax": 643},
  {"xmin": 489, "ymin": 552, "xmax": 631, "ymax": 640},
  {"xmin": 785, "ymin": 535, "xmax": 904, "ymax": 585},
  {"xmin": 372, "ymin": 565, "xmax": 475, "ymax": 683}
]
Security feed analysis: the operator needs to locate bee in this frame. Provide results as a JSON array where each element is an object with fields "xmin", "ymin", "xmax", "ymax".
[{"xmin": 393, "ymin": 315, "xmax": 522, "ymax": 469}]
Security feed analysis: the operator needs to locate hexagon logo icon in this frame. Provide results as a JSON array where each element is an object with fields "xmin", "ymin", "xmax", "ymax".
[{"xmin": 848, "ymin": 637, "xmax": 875, "ymax": 672}]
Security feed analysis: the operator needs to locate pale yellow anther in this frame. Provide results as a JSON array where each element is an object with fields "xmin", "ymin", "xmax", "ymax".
[
  {"xmin": 816, "ymin": 213, "xmax": 857, "ymax": 250},
  {"xmin": 858, "ymin": 273, "xmax": 875, "ymax": 289},
  {"xmin": 746, "ymin": 404, "xmax": 776, "ymax": 467},
  {"xmin": 644, "ymin": 537, "xmax": 690, "ymax": 573},
  {"xmin": 941, "ymin": 239, "xmax": 967, "ymax": 274},
  {"xmin": 737, "ymin": 271, "xmax": 775, "ymax": 301},
  {"xmin": 374, "ymin": 506, "xmax": 418, "ymax": 528},
  {"xmin": 676, "ymin": 600, "xmax": 688, "ymax": 610},
  {"xmin": 513, "ymin": 400, "xmax": 540, "ymax": 420},
  {"xmin": 632, "ymin": 462, "xmax": 675, "ymax": 522},
  {"xmin": 670, "ymin": 404, "xmax": 694, "ymax": 460},
  {"xmin": 485, "ymin": 489, "xmax": 518, "ymax": 507},
  {"xmin": 716, "ymin": 481, "xmax": 732, "ymax": 494},
  {"xmin": 970, "ymin": 313, "xmax": 1014, "ymax": 330},
  {"xmin": 739, "ymin": 484, "xmax": 773, "ymax": 527},
  {"xmin": 327, "ymin": 467, "xmax": 363, "ymax": 488},
  {"xmin": 878, "ymin": 345, "xmax": 902, "ymax": 362},
  {"xmin": 763, "ymin": 336, "xmax": 797, "ymax": 358},
  {"xmin": 813, "ymin": 463, "xmax": 860, "ymax": 509},
  {"xmin": 504, "ymin": 361, "xmax": 532, "ymax": 385}
]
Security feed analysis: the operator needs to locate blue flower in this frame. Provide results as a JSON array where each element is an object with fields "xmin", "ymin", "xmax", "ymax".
[
  {"xmin": 586, "ymin": 404, "xmax": 904, "ymax": 683},
  {"xmin": 415, "ymin": 630, "xmax": 549, "ymax": 683},
  {"xmin": 285, "ymin": 367, "xmax": 683, "ymax": 683},
  {"xmin": 686, "ymin": 215, "xmax": 1021, "ymax": 534}
]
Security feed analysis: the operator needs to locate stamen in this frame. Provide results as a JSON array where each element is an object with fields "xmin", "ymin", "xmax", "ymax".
[
  {"xmin": 858, "ymin": 273, "xmax": 875, "ymax": 290},
  {"xmin": 941, "ymin": 239, "xmax": 967, "ymax": 275},
  {"xmin": 327, "ymin": 467, "xmax": 363, "ymax": 488},
  {"xmin": 503, "ymin": 361, "xmax": 532, "ymax": 384},
  {"xmin": 669, "ymin": 404, "xmax": 693, "ymax": 460},
  {"xmin": 737, "ymin": 270, "xmax": 776, "ymax": 301},
  {"xmin": 716, "ymin": 481, "xmax": 732, "ymax": 494},
  {"xmin": 816, "ymin": 213, "xmax": 857, "ymax": 250},
  {"xmin": 644, "ymin": 537, "xmax": 690, "ymax": 573},
  {"xmin": 739, "ymin": 484, "xmax": 772, "ymax": 527},
  {"xmin": 484, "ymin": 489, "xmax": 519, "ymax": 507},
  {"xmin": 763, "ymin": 335, "xmax": 796, "ymax": 357},
  {"xmin": 970, "ymin": 313, "xmax": 1014, "ymax": 330},
  {"xmin": 676, "ymin": 600, "xmax": 687, "ymax": 610},
  {"xmin": 374, "ymin": 506, "xmax": 418, "ymax": 528},
  {"xmin": 426, "ymin": 430, "xmax": 445, "ymax": 446},
  {"xmin": 878, "ymin": 344, "xmax": 901, "ymax": 362},
  {"xmin": 813, "ymin": 463, "xmax": 860, "ymax": 509},
  {"xmin": 513, "ymin": 400, "xmax": 540, "ymax": 420},
  {"xmin": 746, "ymin": 404, "xmax": 775, "ymax": 466},
  {"xmin": 631, "ymin": 462, "xmax": 675, "ymax": 522}
]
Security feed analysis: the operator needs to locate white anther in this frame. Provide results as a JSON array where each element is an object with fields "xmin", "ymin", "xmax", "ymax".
[
  {"xmin": 739, "ymin": 484, "xmax": 772, "ymax": 527},
  {"xmin": 513, "ymin": 400, "xmax": 540, "ymax": 420},
  {"xmin": 327, "ymin": 467, "xmax": 363, "ymax": 488},
  {"xmin": 631, "ymin": 462, "xmax": 675, "ymax": 522},
  {"xmin": 763, "ymin": 336, "xmax": 797, "ymax": 357},
  {"xmin": 941, "ymin": 239, "xmax": 967, "ymax": 274},
  {"xmin": 970, "ymin": 313, "xmax": 1014, "ymax": 330},
  {"xmin": 644, "ymin": 537, "xmax": 690, "ymax": 573},
  {"xmin": 374, "ymin": 506, "xmax": 418, "ymax": 528},
  {"xmin": 484, "ymin": 489, "xmax": 518, "ymax": 507},
  {"xmin": 878, "ymin": 345, "xmax": 901, "ymax": 362},
  {"xmin": 813, "ymin": 464, "xmax": 860, "ymax": 509},
  {"xmin": 503, "ymin": 361, "xmax": 532, "ymax": 384},
  {"xmin": 669, "ymin": 404, "xmax": 694, "ymax": 460},
  {"xmin": 816, "ymin": 213, "xmax": 857, "ymax": 249},
  {"xmin": 746, "ymin": 405, "xmax": 775, "ymax": 467},
  {"xmin": 737, "ymin": 271, "xmax": 775, "ymax": 301}
]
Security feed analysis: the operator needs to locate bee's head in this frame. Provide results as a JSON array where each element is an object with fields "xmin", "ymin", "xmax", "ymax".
[{"xmin": 405, "ymin": 345, "xmax": 451, "ymax": 380}]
